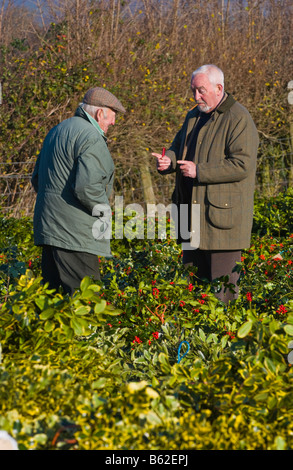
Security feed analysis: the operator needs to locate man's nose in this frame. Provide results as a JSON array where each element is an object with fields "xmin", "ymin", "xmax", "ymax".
[{"xmin": 194, "ymin": 90, "xmax": 201, "ymax": 100}]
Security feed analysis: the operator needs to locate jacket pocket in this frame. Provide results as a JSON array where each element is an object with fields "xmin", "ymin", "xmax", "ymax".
[{"xmin": 207, "ymin": 189, "xmax": 241, "ymax": 230}]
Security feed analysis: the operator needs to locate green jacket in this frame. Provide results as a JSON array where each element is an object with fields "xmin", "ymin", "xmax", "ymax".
[
  {"xmin": 31, "ymin": 106, "xmax": 114, "ymax": 257},
  {"xmin": 162, "ymin": 93, "xmax": 259, "ymax": 250}
]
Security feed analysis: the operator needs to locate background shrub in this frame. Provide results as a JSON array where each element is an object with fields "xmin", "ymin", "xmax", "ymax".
[{"xmin": 0, "ymin": 0, "xmax": 292, "ymax": 213}]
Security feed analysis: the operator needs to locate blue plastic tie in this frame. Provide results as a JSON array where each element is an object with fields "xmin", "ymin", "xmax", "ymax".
[{"xmin": 177, "ymin": 341, "xmax": 190, "ymax": 363}]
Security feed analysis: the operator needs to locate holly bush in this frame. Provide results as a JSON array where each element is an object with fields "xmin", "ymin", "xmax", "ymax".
[{"xmin": 0, "ymin": 190, "xmax": 292, "ymax": 450}]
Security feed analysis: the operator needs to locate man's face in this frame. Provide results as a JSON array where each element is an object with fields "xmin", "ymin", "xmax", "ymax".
[
  {"xmin": 97, "ymin": 108, "xmax": 116, "ymax": 134},
  {"xmin": 191, "ymin": 73, "xmax": 223, "ymax": 113}
]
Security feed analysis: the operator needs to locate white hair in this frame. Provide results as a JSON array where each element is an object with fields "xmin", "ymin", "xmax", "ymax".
[
  {"xmin": 191, "ymin": 64, "xmax": 224, "ymax": 89},
  {"xmin": 80, "ymin": 102, "xmax": 108, "ymax": 118}
]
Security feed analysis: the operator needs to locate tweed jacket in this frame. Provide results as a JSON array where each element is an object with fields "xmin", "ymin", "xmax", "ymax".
[
  {"xmin": 31, "ymin": 106, "xmax": 114, "ymax": 257},
  {"xmin": 161, "ymin": 93, "xmax": 259, "ymax": 250}
]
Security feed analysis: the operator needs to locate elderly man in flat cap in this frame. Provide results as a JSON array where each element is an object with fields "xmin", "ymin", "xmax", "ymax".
[{"xmin": 32, "ymin": 87, "xmax": 126, "ymax": 296}]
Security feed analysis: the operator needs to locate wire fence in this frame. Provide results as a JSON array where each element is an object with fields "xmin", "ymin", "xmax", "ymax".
[{"xmin": 0, "ymin": 135, "xmax": 292, "ymax": 217}]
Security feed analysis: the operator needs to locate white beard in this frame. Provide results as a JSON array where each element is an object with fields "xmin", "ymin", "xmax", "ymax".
[{"xmin": 197, "ymin": 103, "xmax": 212, "ymax": 113}]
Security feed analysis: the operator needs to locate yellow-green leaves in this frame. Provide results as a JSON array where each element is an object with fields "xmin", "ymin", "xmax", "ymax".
[{"xmin": 238, "ymin": 320, "xmax": 253, "ymax": 338}]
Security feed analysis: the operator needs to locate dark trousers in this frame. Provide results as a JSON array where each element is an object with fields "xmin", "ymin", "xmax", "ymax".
[
  {"xmin": 183, "ymin": 248, "xmax": 241, "ymax": 303},
  {"xmin": 41, "ymin": 245, "xmax": 100, "ymax": 296}
]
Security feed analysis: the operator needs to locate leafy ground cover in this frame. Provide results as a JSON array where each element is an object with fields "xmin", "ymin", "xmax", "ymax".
[{"xmin": 0, "ymin": 189, "xmax": 292, "ymax": 450}]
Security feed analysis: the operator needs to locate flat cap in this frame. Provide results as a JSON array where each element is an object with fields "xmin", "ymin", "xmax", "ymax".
[{"xmin": 82, "ymin": 87, "xmax": 126, "ymax": 113}]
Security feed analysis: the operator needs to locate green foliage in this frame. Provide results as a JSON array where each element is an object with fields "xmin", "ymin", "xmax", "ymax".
[
  {"xmin": 253, "ymin": 187, "xmax": 293, "ymax": 237},
  {"xmin": 0, "ymin": 191, "xmax": 292, "ymax": 450}
]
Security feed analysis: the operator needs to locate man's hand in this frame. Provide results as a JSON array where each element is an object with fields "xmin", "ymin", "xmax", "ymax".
[
  {"xmin": 152, "ymin": 152, "xmax": 172, "ymax": 171},
  {"xmin": 177, "ymin": 160, "xmax": 197, "ymax": 178}
]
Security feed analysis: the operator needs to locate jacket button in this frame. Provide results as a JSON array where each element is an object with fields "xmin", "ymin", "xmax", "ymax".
[{"xmin": 193, "ymin": 200, "xmax": 197, "ymax": 204}]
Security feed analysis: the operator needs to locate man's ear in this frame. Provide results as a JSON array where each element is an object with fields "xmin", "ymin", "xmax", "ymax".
[
  {"xmin": 95, "ymin": 108, "xmax": 103, "ymax": 122},
  {"xmin": 216, "ymin": 84, "xmax": 223, "ymax": 96}
]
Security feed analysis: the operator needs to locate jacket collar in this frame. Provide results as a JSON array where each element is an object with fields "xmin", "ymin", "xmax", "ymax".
[{"xmin": 216, "ymin": 92, "xmax": 236, "ymax": 114}]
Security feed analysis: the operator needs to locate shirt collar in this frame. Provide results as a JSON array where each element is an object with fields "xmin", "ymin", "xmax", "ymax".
[{"xmin": 83, "ymin": 109, "xmax": 105, "ymax": 137}]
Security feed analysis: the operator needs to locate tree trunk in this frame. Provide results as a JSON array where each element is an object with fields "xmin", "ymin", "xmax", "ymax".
[{"xmin": 138, "ymin": 151, "xmax": 156, "ymax": 211}]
